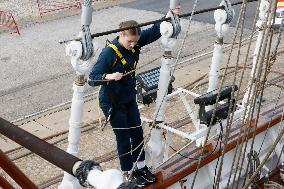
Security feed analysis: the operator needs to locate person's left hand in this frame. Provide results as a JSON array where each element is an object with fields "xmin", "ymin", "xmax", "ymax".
[{"xmin": 173, "ymin": 5, "xmax": 181, "ymax": 15}]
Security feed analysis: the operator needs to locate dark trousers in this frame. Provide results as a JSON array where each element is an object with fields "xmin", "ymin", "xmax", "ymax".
[{"xmin": 101, "ymin": 100, "xmax": 145, "ymax": 171}]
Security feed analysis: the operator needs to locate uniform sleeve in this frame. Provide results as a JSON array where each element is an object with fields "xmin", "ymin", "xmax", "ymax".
[
  {"xmin": 88, "ymin": 48, "xmax": 116, "ymax": 86},
  {"xmin": 137, "ymin": 22, "xmax": 161, "ymax": 47}
]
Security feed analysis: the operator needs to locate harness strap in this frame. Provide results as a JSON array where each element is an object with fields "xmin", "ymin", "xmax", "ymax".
[
  {"xmin": 108, "ymin": 44, "xmax": 127, "ymax": 65},
  {"xmin": 108, "ymin": 43, "xmax": 138, "ymax": 69}
]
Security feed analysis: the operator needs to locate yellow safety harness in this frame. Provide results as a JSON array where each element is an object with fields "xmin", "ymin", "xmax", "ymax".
[
  {"xmin": 98, "ymin": 43, "xmax": 139, "ymax": 130},
  {"xmin": 108, "ymin": 43, "xmax": 138, "ymax": 69}
]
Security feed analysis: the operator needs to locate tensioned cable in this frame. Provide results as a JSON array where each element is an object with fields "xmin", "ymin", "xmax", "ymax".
[
  {"xmin": 231, "ymin": 28, "xmax": 267, "ymax": 189},
  {"xmin": 58, "ymin": 0, "xmax": 258, "ymax": 44},
  {"xmin": 213, "ymin": 121, "xmax": 224, "ymax": 189},
  {"xmin": 213, "ymin": 1, "xmax": 250, "ymax": 187},
  {"xmin": 256, "ymin": 20, "xmax": 283, "ymax": 157},
  {"xmin": 243, "ymin": 112, "xmax": 284, "ymax": 188},
  {"xmin": 224, "ymin": 0, "xmax": 272, "ymax": 186},
  {"xmin": 276, "ymin": 112, "xmax": 284, "ymax": 166},
  {"xmin": 234, "ymin": 25, "xmax": 270, "ymax": 189},
  {"xmin": 223, "ymin": 0, "xmax": 261, "ymax": 187},
  {"xmin": 239, "ymin": 9, "xmax": 279, "ymax": 187},
  {"xmin": 190, "ymin": 0, "xmax": 251, "ymax": 188},
  {"xmin": 212, "ymin": 0, "xmax": 273, "ymax": 187},
  {"xmin": 233, "ymin": 1, "xmax": 278, "ymax": 186},
  {"xmin": 256, "ymin": 87, "xmax": 283, "ymax": 163},
  {"xmin": 189, "ymin": 0, "xmax": 278, "ymax": 186}
]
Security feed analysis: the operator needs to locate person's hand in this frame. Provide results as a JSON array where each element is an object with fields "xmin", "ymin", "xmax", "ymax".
[
  {"xmin": 105, "ymin": 72, "xmax": 123, "ymax": 81},
  {"xmin": 173, "ymin": 5, "xmax": 181, "ymax": 15}
]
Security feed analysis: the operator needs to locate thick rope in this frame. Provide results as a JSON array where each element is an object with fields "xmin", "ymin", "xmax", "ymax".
[
  {"xmin": 243, "ymin": 111, "xmax": 284, "ymax": 188},
  {"xmin": 234, "ymin": 1, "xmax": 277, "ymax": 187},
  {"xmin": 213, "ymin": 1, "xmax": 249, "ymax": 187},
  {"xmin": 190, "ymin": 0, "xmax": 251, "ymax": 188},
  {"xmin": 224, "ymin": 1, "xmax": 261, "ymax": 187},
  {"xmin": 225, "ymin": 0, "xmax": 272, "ymax": 186}
]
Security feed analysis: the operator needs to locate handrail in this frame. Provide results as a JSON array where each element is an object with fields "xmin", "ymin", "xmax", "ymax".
[
  {"xmin": 59, "ymin": 0, "xmax": 258, "ymax": 44},
  {"xmin": 0, "ymin": 175, "xmax": 15, "ymax": 189},
  {"xmin": 0, "ymin": 149, "xmax": 38, "ymax": 189},
  {"xmin": 146, "ymin": 99, "xmax": 284, "ymax": 189},
  {"xmin": 0, "ymin": 117, "xmax": 91, "ymax": 177}
]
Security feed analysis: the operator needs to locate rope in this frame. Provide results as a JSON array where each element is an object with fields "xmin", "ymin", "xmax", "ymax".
[
  {"xmin": 223, "ymin": 0, "xmax": 261, "ymax": 186},
  {"xmin": 235, "ymin": 2, "xmax": 278, "ymax": 187},
  {"xmin": 81, "ymin": 26, "xmax": 94, "ymax": 61},
  {"xmin": 168, "ymin": 125, "xmax": 223, "ymax": 162},
  {"xmin": 104, "ymin": 122, "xmax": 150, "ymax": 162},
  {"xmin": 247, "ymin": 150, "xmax": 261, "ymax": 187},
  {"xmin": 190, "ymin": 0, "xmax": 251, "ymax": 187},
  {"xmin": 276, "ymin": 142, "xmax": 284, "ymax": 167},
  {"xmin": 222, "ymin": 0, "xmax": 235, "ymax": 24},
  {"xmin": 222, "ymin": 0, "xmax": 271, "ymax": 187},
  {"xmin": 257, "ymin": 87, "xmax": 283, "ymax": 156},
  {"xmin": 264, "ymin": 181, "xmax": 284, "ymax": 189},
  {"xmin": 213, "ymin": 120, "xmax": 224, "ymax": 189},
  {"xmin": 213, "ymin": 1, "xmax": 250, "ymax": 187},
  {"xmin": 243, "ymin": 111, "xmax": 284, "ymax": 188},
  {"xmin": 88, "ymin": 69, "xmax": 136, "ymax": 83}
]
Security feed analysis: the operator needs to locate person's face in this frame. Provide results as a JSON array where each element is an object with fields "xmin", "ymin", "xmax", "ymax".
[{"xmin": 120, "ymin": 32, "xmax": 140, "ymax": 50}]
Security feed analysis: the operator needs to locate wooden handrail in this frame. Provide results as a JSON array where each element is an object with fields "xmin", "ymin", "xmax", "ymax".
[
  {"xmin": 0, "ymin": 149, "xmax": 38, "ymax": 189},
  {"xmin": 147, "ymin": 100, "xmax": 284, "ymax": 189},
  {"xmin": 0, "ymin": 117, "xmax": 81, "ymax": 176},
  {"xmin": 0, "ymin": 175, "xmax": 15, "ymax": 189}
]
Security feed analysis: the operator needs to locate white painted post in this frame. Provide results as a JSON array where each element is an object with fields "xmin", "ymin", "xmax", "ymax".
[
  {"xmin": 207, "ymin": 2, "xmax": 230, "ymax": 102},
  {"xmin": 196, "ymin": 1, "xmax": 232, "ymax": 147},
  {"xmin": 145, "ymin": 0, "xmax": 180, "ymax": 169},
  {"xmin": 58, "ymin": 40, "xmax": 94, "ymax": 189},
  {"xmin": 59, "ymin": 1, "xmax": 97, "ymax": 187}
]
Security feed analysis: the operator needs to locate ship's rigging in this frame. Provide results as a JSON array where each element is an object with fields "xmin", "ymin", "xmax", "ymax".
[{"xmin": 0, "ymin": 0, "xmax": 284, "ymax": 188}]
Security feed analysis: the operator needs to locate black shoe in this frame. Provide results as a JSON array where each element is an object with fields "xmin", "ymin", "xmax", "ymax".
[
  {"xmin": 129, "ymin": 170, "xmax": 149, "ymax": 188},
  {"xmin": 136, "ymin": 166, "xmax": 157, "ymax": 183}
]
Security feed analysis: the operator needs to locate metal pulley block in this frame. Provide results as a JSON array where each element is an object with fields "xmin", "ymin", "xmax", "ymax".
[
  {"xmin": 168, "ymin": 10, "xmax": 181, "ymax": 38},
  {"xmin": 80, "ymin": 0, "xmax": 94, "ymax": 61},
  {"xmin": 220, "ymin": 0, "xmax": 235, "ymax": 24},
  {"xmin": 160, "ymin": 10, "xmax": 181, "ymax": 39}
]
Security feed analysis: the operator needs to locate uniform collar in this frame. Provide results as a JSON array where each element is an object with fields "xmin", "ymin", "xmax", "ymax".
[{"xmin": 112, "ymin": 37, "xmax": 126, "ymax": 51}]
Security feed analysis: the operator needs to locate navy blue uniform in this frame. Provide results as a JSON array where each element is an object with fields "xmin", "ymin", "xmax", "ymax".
[{"xmin": 88, "ymin": 23, "xmax": 161, "ymax": 171}]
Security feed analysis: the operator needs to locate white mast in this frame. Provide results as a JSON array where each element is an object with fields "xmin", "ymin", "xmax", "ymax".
[
  {"xmin": 58, "ymin": 1, "xmax": 96, "ymax": 187},
  {"xmin": 146, "ymin": 0, "xmax": 181, "ymax": 169},
  {"xmin": 207, "ymin": 0, "xmax": 232, "ymax": 94}
]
